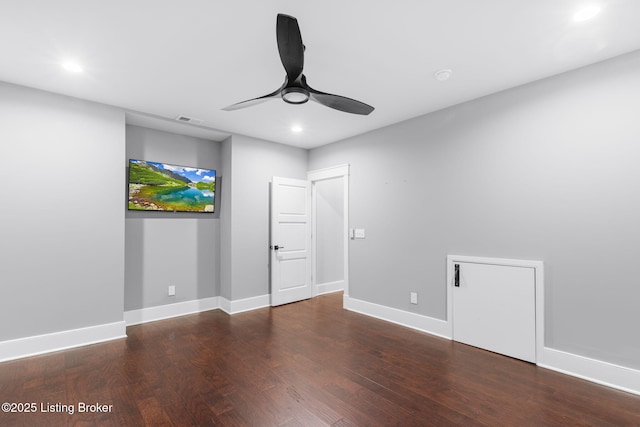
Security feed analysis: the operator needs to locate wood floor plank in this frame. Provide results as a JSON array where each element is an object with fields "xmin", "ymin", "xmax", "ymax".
[
  {"xmin": 262, "ymin": 383, "xmax": 330, "ymax": 427},
  {"xmin": 0, "ymin": 292, "xmax": 638, "ymax": 426}
]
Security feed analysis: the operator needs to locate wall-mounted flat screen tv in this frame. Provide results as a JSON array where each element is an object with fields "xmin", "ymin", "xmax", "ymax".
[{"xmin": 128, "ymin": 159, "xmax": 215, "ymax": 213}]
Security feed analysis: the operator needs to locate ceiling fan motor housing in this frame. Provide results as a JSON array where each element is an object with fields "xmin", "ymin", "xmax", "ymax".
[{"xmin": 281, "ymin": 86, "xmax": 310, "ymax": 104}]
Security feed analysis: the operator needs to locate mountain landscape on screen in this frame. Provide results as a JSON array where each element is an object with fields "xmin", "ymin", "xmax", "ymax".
[{"xmin": 128, "ymin": 159, "xmax": 215, "ymax": 212}]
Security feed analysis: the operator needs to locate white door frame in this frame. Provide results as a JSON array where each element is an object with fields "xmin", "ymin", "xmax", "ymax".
[
  {"xmin": 307, "ymin": 164, "xmax": 350, "ymax": 299},
  {"xmin": 446, "ymin": 255, "xmax": 544, "ymax": 363}
]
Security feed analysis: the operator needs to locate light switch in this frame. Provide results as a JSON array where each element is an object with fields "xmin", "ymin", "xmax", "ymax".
[{"xmin": 354, "ymin": 228, "xmax": 366, "ymax": 239}]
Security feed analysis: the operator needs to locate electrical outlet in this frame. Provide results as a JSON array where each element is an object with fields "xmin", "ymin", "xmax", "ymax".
[
  {"xmin": 410, "ymin": 292, "xmax": 418, "ymax": 305},
  {"xmin": 168, "ymin": 285, "xmax": 176, "ymax": 296}
]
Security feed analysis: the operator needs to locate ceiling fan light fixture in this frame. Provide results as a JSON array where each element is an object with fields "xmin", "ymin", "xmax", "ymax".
[{"xmin": 281, "ymin": 87, "xmax": 310, "ymax": 104}]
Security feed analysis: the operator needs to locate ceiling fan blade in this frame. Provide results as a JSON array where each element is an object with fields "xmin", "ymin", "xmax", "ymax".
[
  {"xmin": 277, "ymin": 14, "xmax": 304, "ymax": 81},
  {"xmin": 222, "ymin": 86, "xmax": 282, "ymax": 111},
  {"xmin": 309, "ymin": 92, "xmax": 374, "ymax": 115},
  {"xmin": 304, "ymin": 78, "xmax": 374, "ymax": 115}
]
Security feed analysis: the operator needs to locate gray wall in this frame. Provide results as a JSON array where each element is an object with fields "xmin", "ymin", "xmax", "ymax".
[
  {"xmin": 125, "ymin": 125, "xmax": 221, "ymax": 310},
  {"xmin": 227, "ymin": 134, "xmax": 308, "ymax": 300},
  {"xmin": 0, "ymin": 82, "xmax": 125, "ymax": 340},
  {"xmin": 219, "ymin": 136, "xmax": 233, "ymax": 301},
  {"xmin": 309, "ymin": 50, "xmax": 640, "ymax": 370}
]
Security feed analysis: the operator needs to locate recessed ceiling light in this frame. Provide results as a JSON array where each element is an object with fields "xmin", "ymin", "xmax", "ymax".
[
  {"xmin": 573, "ymin": 5, "xmax": 601, "ymax": 22},
  {"xmin": 434, "ymin": 69, "xmax": 452, "ymax": 81},
  {"xmin": 291, "ymin": 125, "xmax": 303, "ymax": 133},
  {"xmin": 61, "ymin": 60, "xmax": 83, "ymax": 73}
]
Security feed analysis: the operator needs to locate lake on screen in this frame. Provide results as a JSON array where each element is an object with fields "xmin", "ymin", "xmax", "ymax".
[{"xmin": 155, "ymin": 187, "xmax": 213, "ymax": 206}]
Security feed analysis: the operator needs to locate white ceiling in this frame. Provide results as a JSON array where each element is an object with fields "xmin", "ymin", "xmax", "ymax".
[{"xmin": 2, "ymin": 1, "xmax": 640, "ymax": 149}]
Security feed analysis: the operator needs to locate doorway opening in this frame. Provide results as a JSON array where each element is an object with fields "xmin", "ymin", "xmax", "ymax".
[{"xmin": 308, "ymin": 165, "xmax": 350, "ymax": 299}]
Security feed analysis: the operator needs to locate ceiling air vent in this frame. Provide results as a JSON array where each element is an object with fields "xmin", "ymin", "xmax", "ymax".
[{"xmin": 175, "ymin": 115, "xmax": 203, "ymax": 125}]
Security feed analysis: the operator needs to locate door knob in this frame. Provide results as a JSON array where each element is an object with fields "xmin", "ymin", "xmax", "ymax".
[{"xmin": 270, "ymin": 245, "xmax": 284, "ymax": 250}]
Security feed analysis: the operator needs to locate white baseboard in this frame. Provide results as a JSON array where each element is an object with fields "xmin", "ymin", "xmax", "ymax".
[
  {"xmin": 0, "ymin": 321, "xmax": 126, "ymax": 363},
  {"xmin": 343, "ymin": 295, "xmax": 451, "ymax": 339},
  {"xmin": 124, "ymin": 297, "xmax": 220, "ymax": 326},
  {"xmin": 540, "ymin": 347, "xmax": 640, "ymax": 396},
  {"xmin": 1, "ymin": 294, "xmax": 271, "ymax": 363},
  {"xmin": 344, "ymin": 295, "xmax": 640, "ymax": 396},
  {"xmin": 219, "ymin": 297, "xmax": 231, "ymax": 314},
  {"xmin": 219, "ymin": 294, "xmax": 270, "ymax": 315},
  {"xmin": 316, "ymin": 280, "xmax": 344, "ymax": 296}
]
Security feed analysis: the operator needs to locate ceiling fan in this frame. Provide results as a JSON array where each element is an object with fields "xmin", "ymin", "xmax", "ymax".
[{"xmin": 223, "ymin": 14, "xmax": 374, "ymax": 115}]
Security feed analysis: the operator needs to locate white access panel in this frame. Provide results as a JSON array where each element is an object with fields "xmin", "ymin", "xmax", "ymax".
[{"xmin": 453, "ymin": 261, "xmax": 536, "ymax": 363}]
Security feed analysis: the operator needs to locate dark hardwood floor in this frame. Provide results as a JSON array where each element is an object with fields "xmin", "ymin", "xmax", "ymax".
[{"xmin": 1, "ymin": 292, "xmax": 638, "ymax": 426}]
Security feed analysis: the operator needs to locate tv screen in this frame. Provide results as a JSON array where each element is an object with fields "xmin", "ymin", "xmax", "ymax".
[{"xmin": 128, "ymin": 159, "xmax": 215, "ymax": 213}]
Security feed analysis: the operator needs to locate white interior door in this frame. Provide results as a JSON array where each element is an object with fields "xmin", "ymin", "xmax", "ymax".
[
  {"xmin": 453, "ymin": 261, "xmax": 536, "ymax": 363},
  {"xmin": 270, "ymin": 177, "xmax": 312, "ymax": 306}
]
